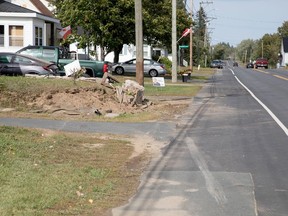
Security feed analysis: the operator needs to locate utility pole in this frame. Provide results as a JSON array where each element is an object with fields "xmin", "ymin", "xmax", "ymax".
[
  {"xmin": 171, "ymin": 0, "xmax": 177, "ymax": 83},
  {"xmin": 189, "ymin": 0, "xmax": 193, "ymax": 72},
  {"xmin": 261, "ymin": 40, "xmax": 264, "ymax": 58},
  {"xmin": 197, "ymin": 1, "xmax": 213, "ymax": 66},
  {"xmin": 135, "ymin": 0, "xmax": 144, "ymax": 86}
]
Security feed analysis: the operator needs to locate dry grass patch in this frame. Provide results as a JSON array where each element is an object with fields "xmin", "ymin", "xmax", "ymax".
[{"xmin": 0, "ymin": 126, "xmax": 152, "ymax": 216}]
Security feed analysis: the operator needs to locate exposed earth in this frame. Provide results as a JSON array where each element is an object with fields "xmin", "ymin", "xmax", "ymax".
[{"xmin": 0, "ymin": 80, "xmax": 192, "ymax": 121}]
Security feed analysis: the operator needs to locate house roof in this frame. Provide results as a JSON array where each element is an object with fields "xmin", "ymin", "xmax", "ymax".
[
  {"xmin": 0, "ymin": 0, "xmax": 53, "ymax": 17},
  {"xmin": 283, "ymin": 37, "xmax": 288, "ymax": 53},
  {"xmin": 0, "ymin": 0, "xmax": 59, "ymax": 23},
  {"xmin": 0, "ymin": 0, "xmax": 37, "ymax": 13},
  {"xmin": 30, "ymin": 0, "xmax": 53, "ymax": 17}
]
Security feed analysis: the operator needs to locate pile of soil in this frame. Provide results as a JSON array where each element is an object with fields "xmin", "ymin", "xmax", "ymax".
[
  {"xmin": 29, "ymin": 86, "xmax": 143, "ymax": 116},
  {"xmin": 0, "ymin": 83, "xmax": 191, "ymax": 120}
]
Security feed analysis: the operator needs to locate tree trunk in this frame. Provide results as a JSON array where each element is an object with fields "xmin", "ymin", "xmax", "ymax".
[
  {"xmin": 101, "ymin": 46, "xmax": 105, "ymax": 61},
  {"xmin": 113, "ymin": 44, "xmax": 123, "ymax": 63}
]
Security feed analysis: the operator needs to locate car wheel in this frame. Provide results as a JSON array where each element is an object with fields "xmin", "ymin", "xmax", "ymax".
[
  {"xmin": 115, "ymin": 66, "xmax": 124, "ymax": 75},
  {"xmin": 149, "ymin": 69, "xmax": 158, "ymax": 77}
]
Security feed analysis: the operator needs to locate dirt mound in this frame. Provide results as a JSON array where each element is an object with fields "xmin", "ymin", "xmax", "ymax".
[
  {"xmin": 26, "ymin": 86, "xmax": 153, "ymax": 116},
  {"xmin": 0, "ymin": 79, "xmax": 191, "ymax": 120}
]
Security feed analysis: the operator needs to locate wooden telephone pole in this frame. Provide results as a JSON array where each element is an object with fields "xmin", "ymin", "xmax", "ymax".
[
  {"xmin": 135, "ymin": 0, "xmax": 144, "ymax": 86},
  {"xmin": 190, "ymin": 0, "xmax": 193, "ymax": 72},
  {"xmin": 171, "ymin": 0, "xmax": 177, "ymax": 83}
]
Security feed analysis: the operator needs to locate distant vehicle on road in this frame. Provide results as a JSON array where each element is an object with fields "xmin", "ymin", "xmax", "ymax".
[
  {"xmin": 233, "ymin": 62, "xmax": 238, "ymax": 67},
  {"xmin": 246, "ymin": 62, "xmax": 254, "ymax": 68},
  {"xmin": 0, "ymin": 52, "xmax": 59, "ymax": 76},
  {"xmin": 210, "ymin": 60, "xmax": 223, "ymax": 69},
  {"xmin": 255, "ymin": 58, "xmax": 268, "ymax": 69},
  {"xmin": 112, "ymin": 58, "xmax": 166, "ymax": 77}
]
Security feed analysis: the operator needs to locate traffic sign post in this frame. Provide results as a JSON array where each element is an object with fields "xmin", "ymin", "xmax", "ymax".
[
  {"xmin": 179, "ymin": 45, "xmax": 189, "ymax": 49},
  {"xmin": 179, "ymin": 45, "xmax": 189, "ymax": 67}
]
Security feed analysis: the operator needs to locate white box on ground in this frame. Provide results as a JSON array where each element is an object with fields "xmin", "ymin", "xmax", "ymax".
[
  {"xmin": 64, "ymin": 60, "xmax": 81, "ymax": 76},
  {"xmin": 152, "ymin": 77, "xmax": 165, "ymax": 87}
]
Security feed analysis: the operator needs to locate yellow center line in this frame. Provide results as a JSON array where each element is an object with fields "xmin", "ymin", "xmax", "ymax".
[
  {"xmin": 253, "ymin": 69, "xmax": 270, "ymax": 74},
  {"xmin": 273, "ymin": 75, "xmax": 288, "ymax": 81}
]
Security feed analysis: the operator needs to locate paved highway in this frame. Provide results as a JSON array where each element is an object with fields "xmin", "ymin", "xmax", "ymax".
[
  {"xmin": 113, "ymin": 64, "xmax": 288, "ymax": 216},
  {"xmin": 1, "ymin": 63, "xmax": 288, "ymax": 215}
]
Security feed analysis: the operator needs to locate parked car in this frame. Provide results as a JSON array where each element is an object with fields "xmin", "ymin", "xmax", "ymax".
[
  {"xmin": 210, "ymin": 60, "xmax": 223, "ymax": 69},
  {"xmin": 16, "ymin": 46, "xmax": 107, "ymax": 77},
  {"xmin": 0, "ymin": 52, "xmax": 59, "ymax": 76},
  {"xmin": 246, "ymin": 62, "xmax": 254, "ymax": 68},
  {"xmin": 111, "ymin": 58, "xmax": 166, "ymax": 77},
  {"xmin": 255, "ymin": 58, "xmax": 268, "ymax": 69}
]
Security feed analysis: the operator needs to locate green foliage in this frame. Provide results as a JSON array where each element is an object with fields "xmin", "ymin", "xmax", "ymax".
[
  {"xmin": 158, "ymin": 56, "xmax": 172, "ymax": 74},
  {"xmin": 235, "ymin": 20, "xmax": 288, "ymax": 67},
  {"xmin": 212, "ymin": 42, "xmax": 234, "ymax": 60},
  {"xmin": 278, "ymin": 21, "xmax": 288, "ymax": 38},
  {"xmin": 259, "ymin": 33, "xmax": 281, "ymax": 67},
  {"xmin": 236, "ymin": 39, "xmax": 257, "ymax": 63},
  {"xmin": 50, "ymin": 0, "xmax": 191, "ymax": 62}
]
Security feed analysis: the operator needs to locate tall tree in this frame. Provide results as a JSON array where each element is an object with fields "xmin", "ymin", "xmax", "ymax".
[
  {"xmin": 212, "ymin": 42, "xmax": 233, "ymax": 60},
  {"xmin": 50, "ymin": 0, "xmax": 190, "ymax": 62},
  {"xmin": 193, "ymin": 6, "xmax": 208, "ymax": 65},
  {"xmin": 51, "ymin": 0, "xmax": 135, "ymax": 62},
  {"xmin": 236, "ymin": 39, "xmax": 256, "ymax": 63},
  {"xmin": 256, "ymin": 33, "xmax": 281, "ymax": 66},
  {"xmin": 278, "ymin": 21, "xmax": 288, "ymax": 38}
]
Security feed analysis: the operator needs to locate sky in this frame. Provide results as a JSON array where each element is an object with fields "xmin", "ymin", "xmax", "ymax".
[{"xmin": 187, "ymin": 0, "xmax": 288, "ymax": 47}]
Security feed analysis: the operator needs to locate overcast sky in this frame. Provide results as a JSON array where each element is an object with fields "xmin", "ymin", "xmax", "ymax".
[{"xmin": 187, "ymin": 0, "xmax": 288, "ymax": 46}]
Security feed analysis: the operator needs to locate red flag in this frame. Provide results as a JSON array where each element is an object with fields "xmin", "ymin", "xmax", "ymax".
[
  {"xmin": 182, "ymin": 28, "xmax": 191, "ymax": 37},
  {"xmin": 59, "ymin": 25, "xmax": 72, "ymax": 40}
]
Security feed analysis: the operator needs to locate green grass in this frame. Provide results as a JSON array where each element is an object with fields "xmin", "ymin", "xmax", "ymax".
[
  {"xmin": 0, "ymin": 126, "xmax": 144, "ymax": 216},
  {"xmin": 144, "ymin": 84, "xmax": 202, "ymax": 97}
]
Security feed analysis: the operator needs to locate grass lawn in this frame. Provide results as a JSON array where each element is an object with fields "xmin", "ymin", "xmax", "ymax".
[{"xmin": 0, "ymin": 126, "xmax": 146, "ymax": 216}]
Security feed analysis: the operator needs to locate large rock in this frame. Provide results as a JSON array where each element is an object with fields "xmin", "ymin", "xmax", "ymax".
[{"xmin": 116, "ymin": 80, "xmax": 145, "ymax": 106}]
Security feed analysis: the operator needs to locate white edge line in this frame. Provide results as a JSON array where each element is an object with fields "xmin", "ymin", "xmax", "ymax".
[{"xmin": 229, "ymin": 68, "xmax": 288, "ymax": 136}]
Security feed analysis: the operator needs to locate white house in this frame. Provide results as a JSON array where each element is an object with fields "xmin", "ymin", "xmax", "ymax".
[
  {"xmin": 0, "ymin": 0, "xmax": 60, "ymax": 53},
  {"xmin": 280, "ymin": 37, "xmax": 288, "ymax": 67},
  {"xmin": 104, "ymin": 44, "xmax": 168, "ymax": 63},
  {"xmin": 105, "ymin": 44, "xmax": 151, "ymax": 63}
]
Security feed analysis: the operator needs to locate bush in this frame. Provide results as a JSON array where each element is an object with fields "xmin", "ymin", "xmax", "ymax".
[{"xmin": 158, "ymin": 56, "xmax": 172, "ymax": 75}]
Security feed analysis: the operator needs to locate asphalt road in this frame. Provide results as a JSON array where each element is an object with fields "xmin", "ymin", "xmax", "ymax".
[{"xmin": 1, "ymin": 63, "xmax": 288, "ymax": 216}]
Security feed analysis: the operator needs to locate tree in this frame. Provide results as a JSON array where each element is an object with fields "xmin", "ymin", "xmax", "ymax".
[
  {"xmin": 278, "ymin": 21, "xmax": 288, "ymax": 38},
  {"xmin": 212, "ymin": 42, "xmax": 234, "ymax": 60},
  {"xmin": 51, "ymin": 0, "xmax": 135, "ymax": 62},
  {"xmin": 50, "ymin": 0, "xmax": 191, "ymax": 63},
  {"xmin": 193, "ymin": 6, "xmax": 207, "ymax": 65},
  {"xmin": 256, "ymin": 33, "xmax": 281, "ymax": 67},
  {"xmin": 236, "ymin": 39, "xmax": 257, "ymax": 63}
]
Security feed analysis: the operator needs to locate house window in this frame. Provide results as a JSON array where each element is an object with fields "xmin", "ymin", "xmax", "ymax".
[
  {"xmin": 0, "ymin": 25, "xmax": 4, "ymax": 47},
  {"xmin": 9, "ymin": 26, "xmax": 23, "ymax": 46},
  {"xmin": 35, "ymin": 27, "xmax": 43, "ymax": 45}
]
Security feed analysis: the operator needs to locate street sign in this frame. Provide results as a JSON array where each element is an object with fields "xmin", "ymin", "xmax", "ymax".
[{"xmin": 179, "ymin": 45, "xmax": 189, "ymax": 49}]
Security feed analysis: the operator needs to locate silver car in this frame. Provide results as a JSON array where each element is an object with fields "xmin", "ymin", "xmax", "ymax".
[
  {"xmin": 0, "ymin": 52, "xmax": 59, "ymax": 76},
  {"xmin": 112, "ymin": 58, "xmax": 166, "ymax": 77}
]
